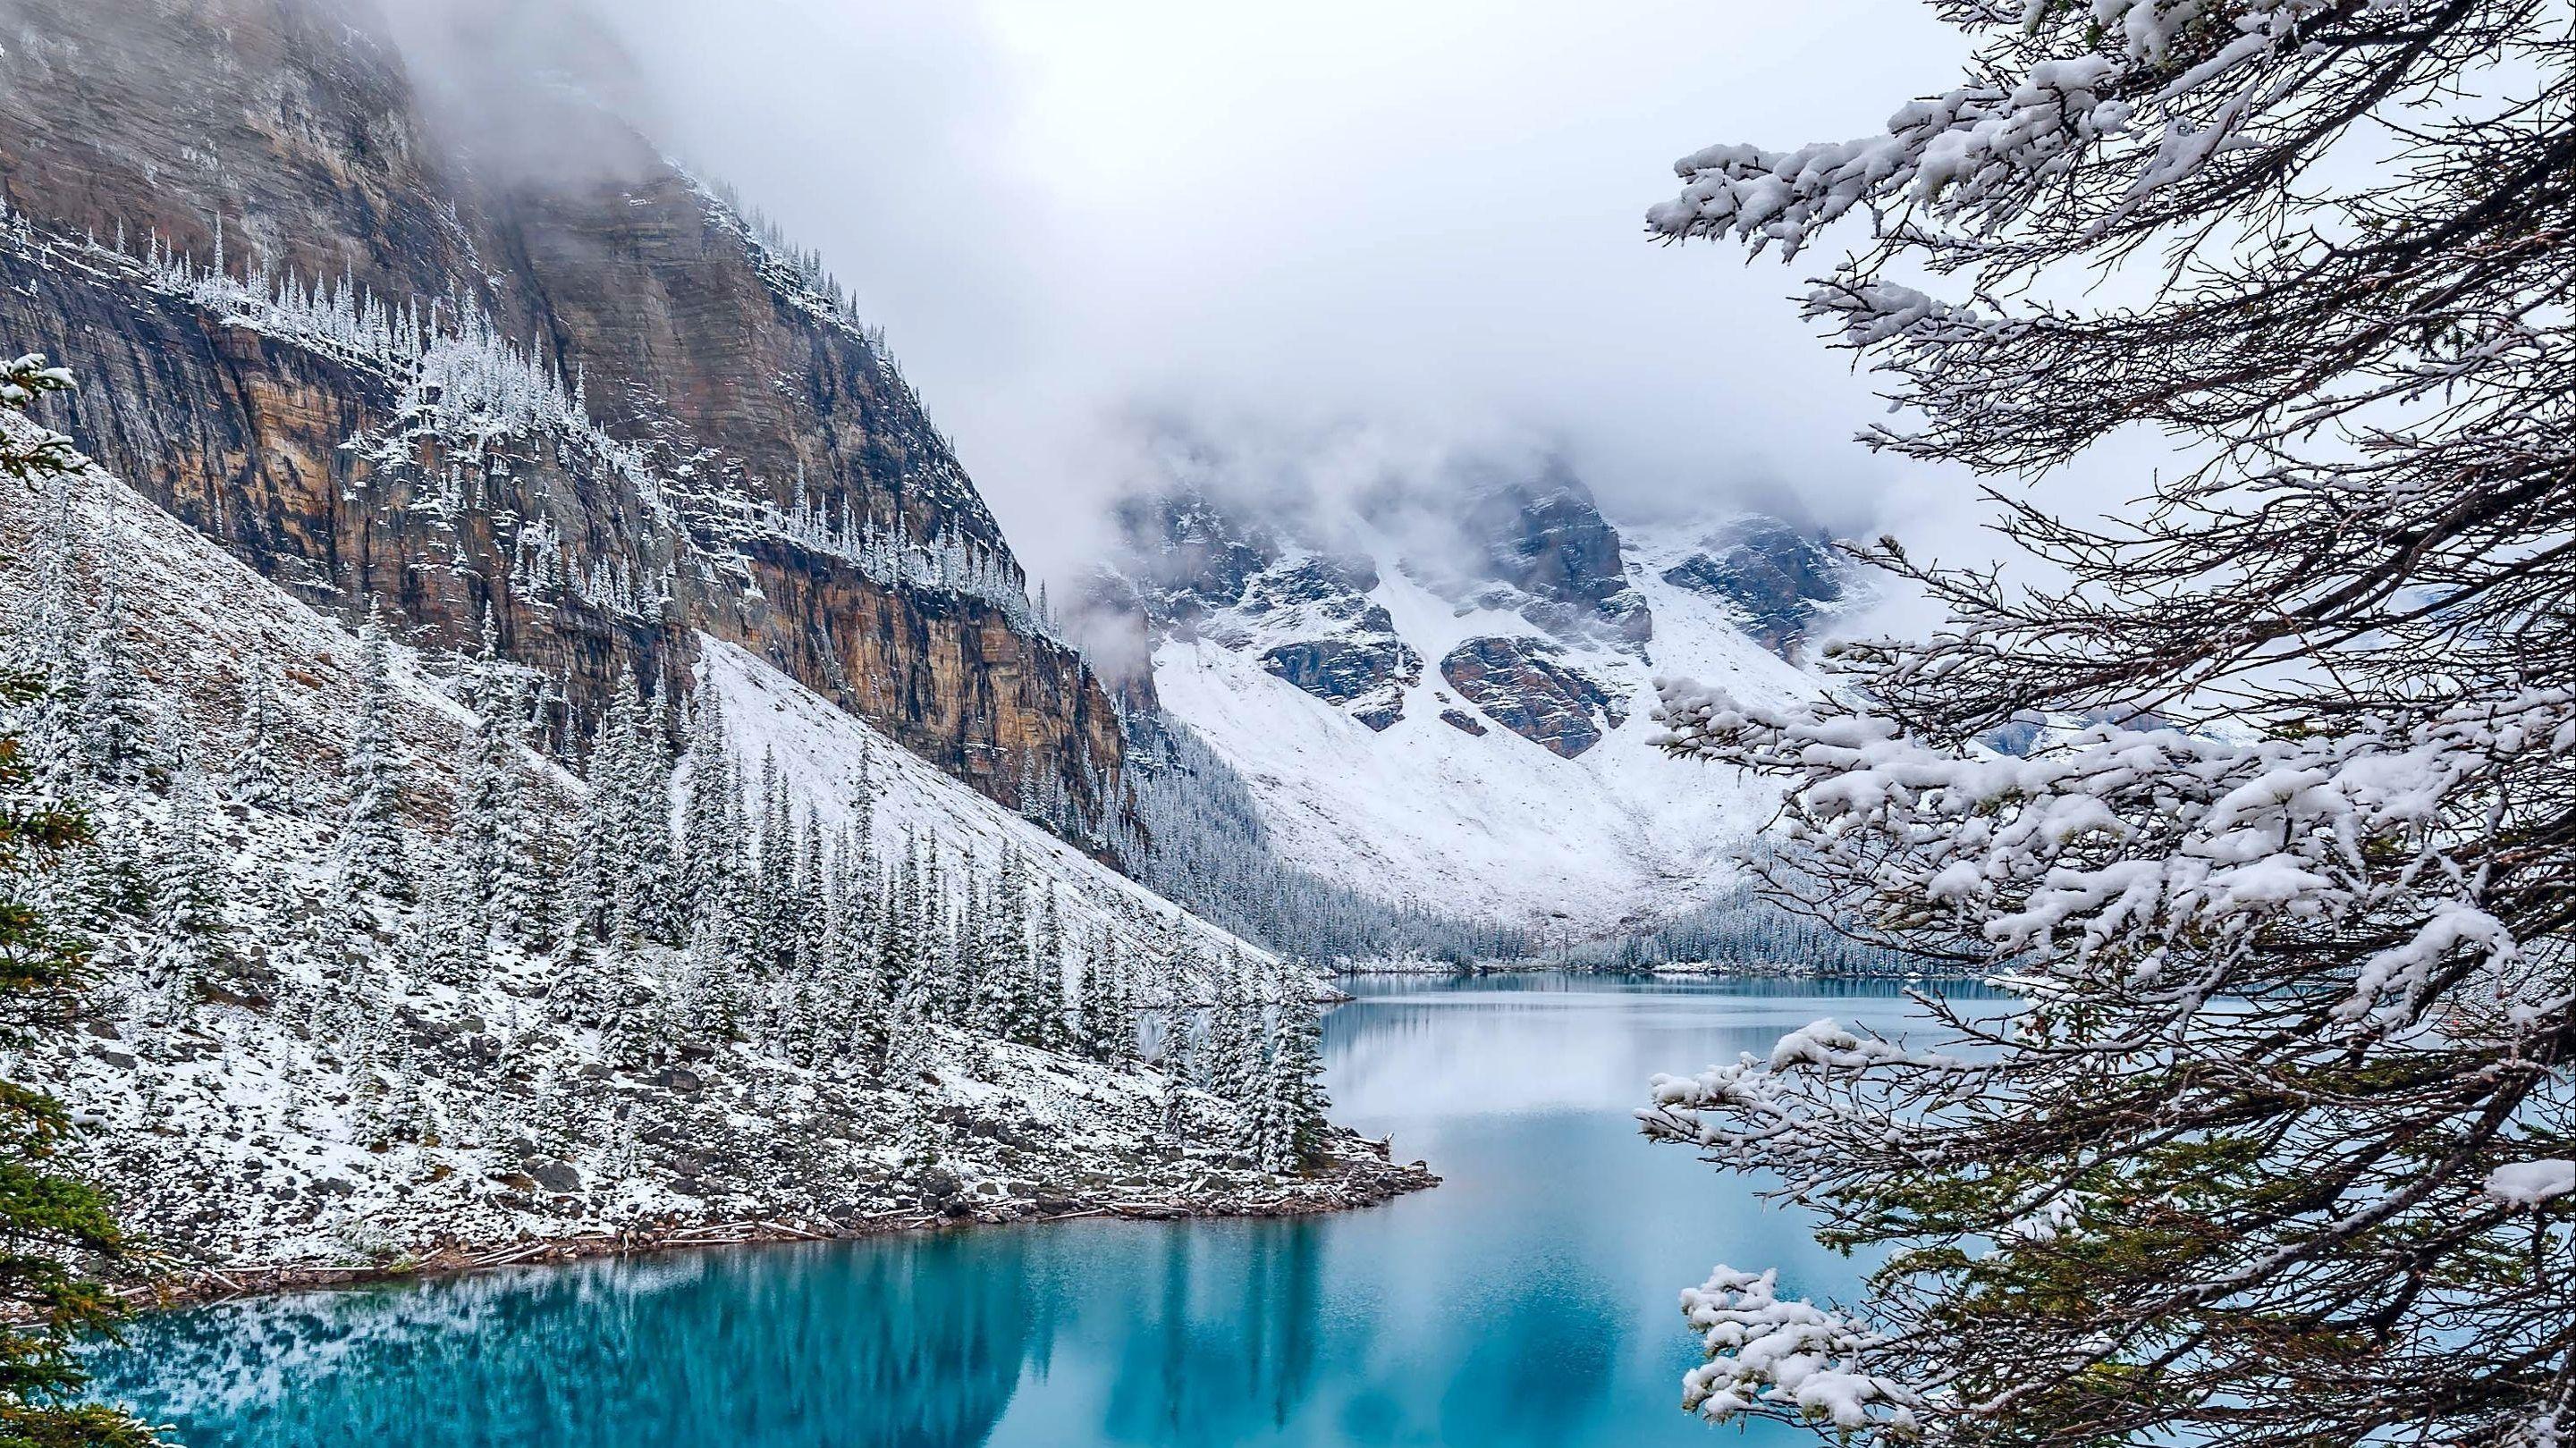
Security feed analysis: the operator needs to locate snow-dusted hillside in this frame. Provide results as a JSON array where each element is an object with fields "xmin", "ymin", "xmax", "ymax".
[
  {"xmin": 0, "ymin": 428, "xmax": 1390, "ymax": 1275},
  {"xmin": 1109, "ymin": 476, "xmax": 1863, "ymax": 939},
  {"xmin": 702, "ymin": 636, "xmax": 1271, "ymax": 974}
]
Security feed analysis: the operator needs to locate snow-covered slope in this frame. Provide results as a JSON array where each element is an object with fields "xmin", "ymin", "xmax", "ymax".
[
  {"xmin": 702, "ymin": 636, "xmax": 1271, "ymax": 973},
  {"xmin": 0, "ymin": 433, "xmax": 1373, "ymax": 1273},
  {"xmin": 1111, "ymin": 478, "xmax": 1863, "ymax": 939}
]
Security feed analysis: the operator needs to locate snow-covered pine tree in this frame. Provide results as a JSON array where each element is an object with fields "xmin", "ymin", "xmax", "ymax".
[
  {"xmin": 1241, "ymin": 1029, "xmax": 1293, "ymax": 1176},
  {"xmin": 813, "ymin": 829, "xmax": 890, "ymax": 1073},
  {"xmin": 13, "ymin": 476, "xmax": 87, "ymax": 799},
  {"xmin": 1075, "ymin": 928, "xmax": 1126, "ymax": 1062},
  {"xmin": 629, "ymin": 678, "xmax": 679, "ymax": 943},
  {"xmin": 847, "ymin": 731, "xmax": 877, "ymax": 858},
  {"xmin": 446, "ymin": 631, "xmax": 511, "ymax": 939},
  {"xmin": 1144, "ymin": 911, "xmax": 1197, "ymax": 1067},
  {"xmin": 76, "ymin": 550, "xmax": 152, "ymax": 786},
  {"xmin": 875, "ymin": 833, "xmax": 922, "ymax": 999},
  {"xmin": 1102, "ymin": 934, "xmax": 1141, "ymax": 1070},
  {"xmin": 0, "ymin": 352, "xmax": 158, "ymax": 1446},
  {"xmin": 675, "ymin": 667, "xmax": 737, "ymax": 930},
  {"xmin": 406, "ymin": 855, "xmax": 480, "ymax": 989},
  {"xmin": 753, "ymin": 748, "xmax": 794, "ymax": 968},
  {"xmin": 714, "ymin": 757, "xmax": 761, "ymax": 970},
  {"xmin": 1201, "ymin": 953, "xmax": 1262, "ymax": 1107},
  {"xmin": 681, "ymin": 913, "xmax": 747, "ymax": 1040},
  {"xmin": 585, "ymin": 670, "xmax": 647, "ymax": 946},
  {"xmin": 1029, "ymin": 880, "xmax": 1069, "ymax": 1053},
  {"xmin": 896, "ymin": 838, "xmax": 948, "ymax": 1020},
  {"xmin": 959, "ymin": 855, "xmax": 1004, "ymax": 1036},
  {"xmin": 545, "ymin": 915, "xmax": 635, "ymax": 1039},
  {"xmin": 477, "ymin": 661, "xmax": 552, "ymax": 955},
  {"xmin": 837, "ymin": 937, "xmax": 892, "ymax": 1079},
  {"xmin": 223, "ymin": 670, "xmax": 291, "ymax": 812},
  {"xmin": 883, "ymin": 977, "xmax": 934, "ymax": 1088},
  {"xmin": 332, "ymin": 613, "xmax": 410, "ymax": 920},
  {"xmin": 143, "ymin": 720, "xmax": 225, "ymax": 1008},
  {"xmin": 792, "ymin": 807, "xmax": 824, "ymax": 973},
  {"xmin": 1271, "ymin": 998, "xmax": 1329, "ymax": 1171},
  {"xmin": 984, "ymin": 849, "xmax": 1035, "ymax": 1042},
  {"xmin": 1641, "ymin": 8, "xmax": 2576, "ymax": 1446}
]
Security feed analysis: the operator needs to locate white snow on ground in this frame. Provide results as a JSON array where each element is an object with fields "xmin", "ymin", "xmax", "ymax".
[
  {"xmin": 1151, "ymin": 518, "xmax": 1831, "ymax": 939},
  {"xmin": 699, "ymin": 635, "xmax": 1279, "ymax": 978},
  {"xmin": 0, "ymin": 442, "xmax": 1322, "ymax": 1270}
]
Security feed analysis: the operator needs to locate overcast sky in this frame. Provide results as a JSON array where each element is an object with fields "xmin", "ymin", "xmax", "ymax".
[{"xmin": 557, "ymin": 1, "xmax": 2067, "ymax": 585}]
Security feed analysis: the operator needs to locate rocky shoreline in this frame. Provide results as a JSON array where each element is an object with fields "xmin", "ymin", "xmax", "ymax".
[
  {"xmin": 125, "ymin": 1130, "xmax": 1437, "ymax": 1313},
  {"xmin": 1332, "ymin": 959, "xmax": 1939, "ymax": 979}
]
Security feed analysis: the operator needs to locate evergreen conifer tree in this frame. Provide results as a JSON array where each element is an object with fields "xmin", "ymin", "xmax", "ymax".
[
  {"xmin": 332, "ymin": 613, "xmax": 410, "ymax": 918},
  {"xmin": 916, "ymin": 842, "xmax": 948, "ymax": 1012},
  {"xmin": 1241, "ymin": 1033, "xmax": 1293, "ymax": 1175},
  {"xmin": 747, "ymin": 750, "xmax": 790, "ymax": 968},
  {"xmin": 16, "ymin": 485, "xmax": 87, "ymax": 801},
  {"xmin": 447, "ymin": 637, "xmax": 509, "ymax": 928},
  {"xmin": 471, "ymin": 654, "xmax": 550, "ymax": 956},
  {"xmin": 883, "ymin": 981, "xmax": 933, "ymax": 1086},
  {"xmin": 580, "ymin": 681, "xmax": 635, "ymax": 943},
  {"xmin": 792, "ymin": 810, "xmax": 823, "ymax": 968},
  {"xmin": 223, "ymin": 671, "xmax": 291, "ymax": 812},
  {"xmin": 1641, "ymin": 9, "xmax": 2576, "ymax": 1441},
  {"xmin": 980, "ymin": 851, "xmax": 1028, "ymax": 1040},
  {"xmin": 73, "ymin": 551, "xmax": 149, "ymax": 787},
  {"xmin": 875, "ymin": 837, "xmax": 921, "ymax": 999},
  {"xmin": 0, "ymin": 352, "xmax": 160, "ymax": 1446},
  {"xmin": 409, "ymin": 855, "xmax": 480, "ymax": 989},
  {"xmin": 144, "ymin": 721, "xmax": 224, "ymax": 1003},
  {"xmin": 1102, "ymin": 935, "xmax": 1142, "ymax": 1070},
  {"xmin": 1271, "ymin": 999, "xmax": 1330, "ymax": 1171},
  {"xmin": 1076, "ymin": 930, "xmax": 1123, "ymax": 1062},
  {"xmin": 675, "ymin": 669, "xmax": 736, "ymax": 930},
  {"xmin": 1028, "ymin": 880, "xmax": 1068, "ymax": 1052},
  {"xmin": 1200, "ymin": 954, "xmax": 1262, "ymax": 1107},
  {"xmin": 629, "ymin": 678, "xmax": 679, "ymax": 944}
]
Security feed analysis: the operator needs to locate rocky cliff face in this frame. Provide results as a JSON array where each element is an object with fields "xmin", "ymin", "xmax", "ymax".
[
  {"xmin": 0, "ymin": 0, "xmax": 1123, "ymax": 831},
  {"xmin": 1436, "ymin": 636, "xmax": 1626, "ymax": 758},
  {"xmin": 1657, "ymin": 519, "xmax": 1848, "ymax": 658},
  {"xmin": 1457, "ymin": 473, "xmax": 1651, "ymax": 646}
]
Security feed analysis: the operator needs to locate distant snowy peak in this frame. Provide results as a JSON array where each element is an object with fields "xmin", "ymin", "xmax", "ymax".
[
  {"xmin": 1100, "ymin": 467, "xmax": 1865, "ymax": 935},
  {"xmin": 1107, "ymin": 476, "xmax": 1861, "ymax": 757},
  {"xmin": 1445, "ymin": 473, "xmax": 1652, "ymax": 650}
]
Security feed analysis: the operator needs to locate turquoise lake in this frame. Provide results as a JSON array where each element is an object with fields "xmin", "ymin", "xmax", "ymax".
[{"xmin": 87, "ymin": 972, "xmax": 1936, "ymax": 1447}]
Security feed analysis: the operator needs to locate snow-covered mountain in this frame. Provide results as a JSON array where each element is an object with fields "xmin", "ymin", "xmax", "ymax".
[
  {"xmin": 1098, "ymin": 466, "xmax": 1864, "ymax": 941},
  {"xmin": 0, "ymin": 427, "xmax": 1422, "ymax": 1272},
  {"xmin": 0, "ymin": 0, "xmax": 1490, "ymax": 1290}
]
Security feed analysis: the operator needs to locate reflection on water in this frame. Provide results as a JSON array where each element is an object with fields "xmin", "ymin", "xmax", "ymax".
[
  {"xmin": 95, "ymin": 1233, "xmax": 1048, "ymax": 1448},
  {"xmin": 91, "ymin": 973, "xmax": 1981, "ymax": 1448}
]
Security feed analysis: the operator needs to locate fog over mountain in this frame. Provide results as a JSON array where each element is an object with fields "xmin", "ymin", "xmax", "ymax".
[{"xmin": 381, "ymin": 0, "xmax": 2046, "ymax": 599}]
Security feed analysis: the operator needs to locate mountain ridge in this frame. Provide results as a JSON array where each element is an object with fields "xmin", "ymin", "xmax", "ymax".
[
  {"xmin": 1097, "ymin": 463, "xmax": 1869, "ymax": 939},
  {"xmin": 0, "ymin": 0, "xmax": 1124, "ymax": 839}
]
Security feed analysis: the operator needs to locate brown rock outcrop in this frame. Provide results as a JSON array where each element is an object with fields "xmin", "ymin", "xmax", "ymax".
[{"xmin": 0, "ymin": 0, "xmax": 1123, "ymax": 829}]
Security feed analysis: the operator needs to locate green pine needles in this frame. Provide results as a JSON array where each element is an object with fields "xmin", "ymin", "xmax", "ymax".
[{"xmin": 0, "ymin": 356, "xmax": 157, "ymax": 1447}]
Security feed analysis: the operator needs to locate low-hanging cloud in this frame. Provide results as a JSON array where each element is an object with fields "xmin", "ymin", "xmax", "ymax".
[{"xmin": 382, "ymin": 0, "xmax": 2116, "ymax": 594}]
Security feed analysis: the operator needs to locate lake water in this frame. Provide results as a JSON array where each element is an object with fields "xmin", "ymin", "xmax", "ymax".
[{"xmin": 87, "ymin": 972, "xmax": 1937, "ymax": 1448}]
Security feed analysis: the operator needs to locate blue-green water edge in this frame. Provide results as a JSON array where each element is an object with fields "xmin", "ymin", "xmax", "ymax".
[{"xmin": 89, "ymin": 974, "xmax": 1964, "ymax": 1448}]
